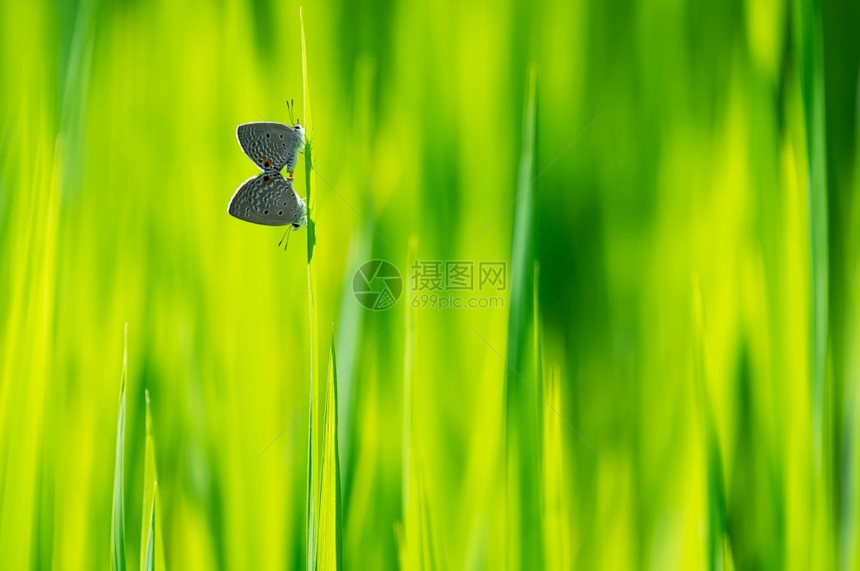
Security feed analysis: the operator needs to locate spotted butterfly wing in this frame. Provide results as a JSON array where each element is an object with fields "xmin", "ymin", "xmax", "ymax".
[
  {"xmin": 227, "ymin": 172, "xmax": 307, "ymax": 227},
  {"xmin": 236, "ymin": 122, "xmax": 304, "ymax": 174}
]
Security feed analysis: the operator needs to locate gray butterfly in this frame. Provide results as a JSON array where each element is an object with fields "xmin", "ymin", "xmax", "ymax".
[
  {"xmin": 228, "ymin": 171, "xmax": 307, "ymax": 228},
  {"xmin": 235, "ymin": 121, "xmax": 305, "ymax": 175},
  {"xmin": 229, "ymin": 119, "xmax": 307, "ymax": 229}
]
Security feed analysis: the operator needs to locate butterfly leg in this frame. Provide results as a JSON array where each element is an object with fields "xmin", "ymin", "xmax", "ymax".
[{"xmin": 278, "ymin": 226, "xmax": 293, "ymax": 250}]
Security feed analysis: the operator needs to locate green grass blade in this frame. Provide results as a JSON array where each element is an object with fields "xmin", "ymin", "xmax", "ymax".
[
  {"xmin": 799, "ymin": 0, "xmax": 830, "ymax": 464},
  {"xmin": 140, "ymin": 390, "xmax": 157, "ymax": 570},
  {"xmin": 416, "ymin": 455, "xmax": 438, "ymax": 571},
  {"xmin": 141, "ymin": 390, "xmax": 166, "ymax": 571},
  {"xmin": 793, "ymin": 0, "xmax": 833, "ymax": 564},
  {"xmin": 533, "ymin": 261, "xmax": 543, "ymax": 462},
  {"xmin": 301, "ymin": 6, "xmax": 316, "ymax": 264},
  {"xmin": 541, "ymin": 366, "xmax": 571, "ymax": 570},
  {"xmin": 110, "ymin": 324, "xmax": 128, "ymax": 571},
  {"xmin": 692, "ymin": 280, "xmax": 730, "ymax": 571},
  {"xmin": 301, "ymin": 8, "xmax": 320, "ymax": 570},
  {"xmin": 306, "ymin": 303, "xmax": 319, "ymax": 571},
  {"xmin": 334, "ymin": 230, "xmax": 370, "ymax": 483},
  {"xmin": 335, "ymin": 59, "xmax": 376, "ymax": 483},
  {"xmin": 504, "ymin": 64, "xmax": 541, "ymax": 569},
  {"xmin": 143, "ymin": 485, "xmax": 156, "ymax": 571},
  {"xmin": 316, "ymin": 339, "xmax": 343, "ymax": 570},
  {"xmin": 397, "ymin": 235, "xmax": 440, "ymax": 570},
  {"xmin": 536, "ymin": 264, "xmax": 569, "ymax": 569}
]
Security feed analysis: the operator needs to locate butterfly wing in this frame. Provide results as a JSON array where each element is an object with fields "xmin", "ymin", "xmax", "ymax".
[
  {"xmin": 236, "ymin": 122, "xmax": 304, "ymax": 173},
  {"xmin": 227, "ymin": 172, "xmax": 307, "ymax": 226}
]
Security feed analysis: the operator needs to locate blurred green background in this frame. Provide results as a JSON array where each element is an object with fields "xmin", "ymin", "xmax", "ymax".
[{"xmin": 2, "ymin": 0, "xmax": 859, "ymax": 568}]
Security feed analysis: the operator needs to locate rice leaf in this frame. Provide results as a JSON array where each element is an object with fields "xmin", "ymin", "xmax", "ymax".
[
  {"xmin": 301, "ymin": 6, "xmax": 317, "ymax": 264},
  {"xmin": 141, "ymin": 390, "xmax": 166, "ymax": 571},
  {"xmin": 140, "ymin": 390, "xmax": 157, "ymax": 570},
  {"xmin": 335, "ymin": 59, "xmax": 376, "ymax": 483},
  {"xmin": 397, "ymin": 235, "xmax": 439, "ymax": 570},
  {"xmin": 110, "ymin": 324, "xmax": 128, "ymax": 571},
  {"xmin": 504, "ymin": 64, "xmax": 542, "ymax": 569},
  {"xmin": 537, "ymin": 264, "xmax": 570, "ymax": 569},
  {"xmin": 143, "ymin": 485, "xmax": 155, "ymax": 571},
  {"xmin": 316, "ymin": 339, "xmax": 343, "ymax": 570},
  {"xmin": 541, "ymin": 366, "xmax": 571, "ymax": 570},
  {"xmin": 415, "ymin": 454, "xmax": 438, "ymax": 571},
  {"xmin": 402, "ymin": 236, "xmax": 417, "ymax": 516},
  {"xmin": 793, "ymin": 0, "xmax": 834, "ymax": 564},
  {"xmin": 692, "ymin": 279, "xmax": 730, "ymax": 571},
  {"xmin": 301, "ymin": 9, "xmax": 321, "ymax": 570}
]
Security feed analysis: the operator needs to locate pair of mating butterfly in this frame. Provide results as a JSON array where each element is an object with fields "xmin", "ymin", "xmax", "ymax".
[{"xmin": 227, "ymin": 101, "xmax": 308, "ymax": 244}]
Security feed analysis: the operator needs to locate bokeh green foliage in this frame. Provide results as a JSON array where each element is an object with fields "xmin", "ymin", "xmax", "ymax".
[{"xmin": 1, "ymin": 0, "xmax": 859, "ymax": 568}]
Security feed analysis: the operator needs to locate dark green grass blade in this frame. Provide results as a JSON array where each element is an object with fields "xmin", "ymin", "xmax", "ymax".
[
  {"xmin": 504, "ymin": 64, "xmax": 542, "ymax": 569},
  {"xmin": 794, "ymin": 0, "xmax": 834, "ymax": 563}
]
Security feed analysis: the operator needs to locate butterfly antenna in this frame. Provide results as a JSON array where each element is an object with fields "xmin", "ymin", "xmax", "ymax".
[{"xmin": 286, "ymin": 99, "xmax": 295, "ymax": 124}]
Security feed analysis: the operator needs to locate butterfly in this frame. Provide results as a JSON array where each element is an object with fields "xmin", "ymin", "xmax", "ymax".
[{"xmin": 228, "ymin": 104, "xmax": 307, "ymax": 232}]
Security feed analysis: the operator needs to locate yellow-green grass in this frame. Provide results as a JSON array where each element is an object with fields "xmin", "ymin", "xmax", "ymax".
[{"xmin": 1, "ymin": 0, "xmax": 859, "ymax": 568}]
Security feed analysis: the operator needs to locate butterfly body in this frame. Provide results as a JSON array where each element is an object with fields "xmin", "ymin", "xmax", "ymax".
[{"xmin": 229, "ymin": 120, "xmax": 307, "ymax": 228}]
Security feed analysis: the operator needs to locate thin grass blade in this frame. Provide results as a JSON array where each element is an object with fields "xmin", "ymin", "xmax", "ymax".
[
  {"xmin": 140, "ymin": 390, "xmax": 166, "ymax": 570},
  {"xmin": 110, "ymin": 324, "xmax": 128, "ymax": 571},
  {"xmin": 316, "ymin": 340, "xmax": 343, "ymax": 570},
  {"xmin": 504, "ymin": 64, "xmax": 542, "ymax": 569},
  {"xmin": 143, "ymin": 485, "xmax": 156, "ymax": 571},
  {"xmin": 301, "ymin": 9, "xmax": 321, "ymax": 570}
]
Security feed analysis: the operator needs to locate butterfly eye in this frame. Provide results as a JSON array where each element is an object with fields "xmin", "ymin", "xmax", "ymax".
[{"xmin": 292, "ymin": 223, "xmax": 301, "ymax": 229}]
